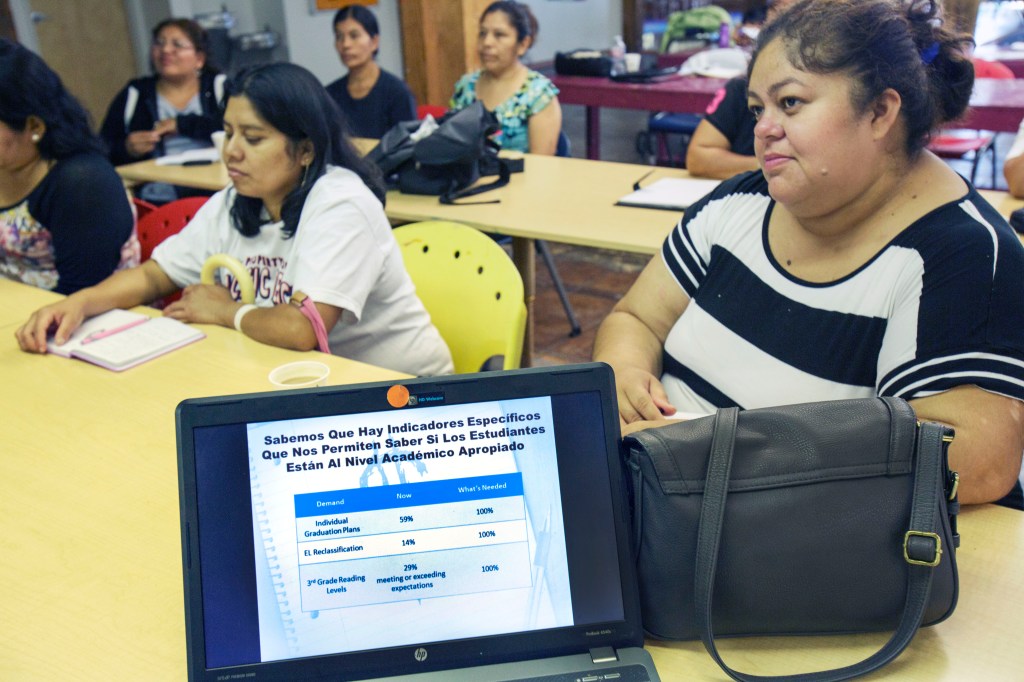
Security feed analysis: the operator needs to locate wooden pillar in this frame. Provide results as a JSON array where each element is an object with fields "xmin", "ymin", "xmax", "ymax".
[
  {"xmin": 0, "ymin": 2, "xmax": 15, "ymax": 42},
  {"xmin": 399, "ymin": 0, "xmax": 491, "ymax": 108}
]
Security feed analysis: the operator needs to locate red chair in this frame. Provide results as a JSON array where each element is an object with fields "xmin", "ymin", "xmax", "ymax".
[
  {"xmin": 927, "ymin": 58, "xmax": 1013, "ymax": 188},
  {"xmin": 417, "ymin": 104, "xmax": 448, "ymax": 120},
  {"xmin": 137, "ymin": 196, "xmax": 209, "ymax": 306},
  {"xmin": 131, "ymin": 197, "xmax": 158, "ymax": 225},
  {"xmin": 137, "ymin": 196, "xmax": 209, "ymax": 262}
]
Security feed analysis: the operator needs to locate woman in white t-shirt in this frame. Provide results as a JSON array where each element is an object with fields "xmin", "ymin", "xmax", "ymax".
[{"xmin": 17, "ymin": 62, "xmax": 453, "ymax": 377}]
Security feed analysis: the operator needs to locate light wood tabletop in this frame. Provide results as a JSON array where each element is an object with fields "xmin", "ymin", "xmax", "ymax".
[
  {"xmin": 3, "ymin": 279, "xmax": 1023, "ymax": 680},
  {"xmin": 117, "ymin": 153, "xmax": 1024, "ymax": 255},
  {"xmin": 114, "ymin": 154, "xmax": 1024, "ymax": 366},
  {"xmin": 117, "ymin": 157, "xmax": 230, "ymax": 192}
]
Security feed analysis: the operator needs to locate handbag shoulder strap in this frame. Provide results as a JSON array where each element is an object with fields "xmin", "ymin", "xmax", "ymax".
[
  {"xmin": 694, "ymin": 409, "xmax": 949, "ymax": 682},
  {"xmin": 440, "ymin": 158, "xmax": 512, "ymax": 205}
]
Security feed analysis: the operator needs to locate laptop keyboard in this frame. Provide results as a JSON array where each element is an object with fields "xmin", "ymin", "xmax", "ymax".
[{"xmin": 507, "ymin": 664, "xmax": 653, "ymax": 682}]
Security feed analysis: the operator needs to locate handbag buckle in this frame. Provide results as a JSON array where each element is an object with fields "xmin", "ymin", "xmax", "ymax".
[{"xmin": 904, "ymin": 530, "xmax": 942, "ymax": 567}]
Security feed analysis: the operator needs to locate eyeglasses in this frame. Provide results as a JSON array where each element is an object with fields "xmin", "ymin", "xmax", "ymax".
[{"xmin": 152, "ymin": 39, "xmax": 196, "ymax": 52}]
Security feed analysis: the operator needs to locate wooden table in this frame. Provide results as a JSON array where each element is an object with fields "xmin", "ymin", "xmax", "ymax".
[
  {"xmin": 117, "ymin": 155, "xmax": 1024, "ymax": 365},
  {"xmin": 961, "ymin": 77, "xmax": 1024, "ymax": 133},
  {"xmin": 553, "ymin": 74, "xmax": 1024, "ymax": 159},
  {"xmin": 0, "ymin": 311, "xmax": 1018, "ymax": 680},
  {"xmin": 0, "ymin": 280, "xmax": 410, "ymax": 680},
  {"xmin": 118, "ymin": 155, "xmax": 700, "ymax": 365},
  {"xmin": 975, "ymin": 45, "xmax": 1024, "ymax": 79},
  {"xmin": 4, "ymin": 279, "xmax": 1024, "ymax": 680},
  {"xmin": 117, "ymin": 157, "xmax": 229, "ymax": 191},
  {"xmin": 552, "ymin": 74, "xmax": 728, "ymax": 160}
]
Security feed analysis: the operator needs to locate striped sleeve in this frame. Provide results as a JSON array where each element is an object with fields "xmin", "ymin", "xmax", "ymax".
[{"xmin": 877, "ymin": 195, "xmax": 1024, "ymax": 403}]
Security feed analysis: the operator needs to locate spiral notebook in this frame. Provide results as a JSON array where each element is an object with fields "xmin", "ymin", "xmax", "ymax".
[{"xmin": 176, "ymin": 363, "xmax": 659, "ymax": 681}]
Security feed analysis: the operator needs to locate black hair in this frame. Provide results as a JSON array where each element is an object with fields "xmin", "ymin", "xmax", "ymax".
[
  {"xmin": 482, "ymin": 1, "xmax": 539, "ymax": 46},
  {"xmin": 750, "ymin": 0, "xmax": 974, "ymax": 156},
  {"xmin": 332, "ymin": 5, "xmax": 380, "ymax": 58},
  {"xmin": 0, "ymin": 39, "xmax": 104, "ymax": 160},
  {"xmin": 152, "ymin": 17, "xmax": 219, "ymax": 74},
  {"xmin": 224, "ymin": 62, "xmax": 384, "ymax": 239},
  {"xmin": 333, "ymin": 5, "xmax": 380, "ymax": 38}
]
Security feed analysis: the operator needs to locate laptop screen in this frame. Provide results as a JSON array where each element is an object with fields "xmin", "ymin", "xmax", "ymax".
[{"xmin": 177, "ymin": 363, "xmax": 643, "ymax": 681}]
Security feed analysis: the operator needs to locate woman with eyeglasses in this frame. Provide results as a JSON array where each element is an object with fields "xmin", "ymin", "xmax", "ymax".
[{"xmin": 99, "ymin": 18, "xmax": 225, "ymax": 203}]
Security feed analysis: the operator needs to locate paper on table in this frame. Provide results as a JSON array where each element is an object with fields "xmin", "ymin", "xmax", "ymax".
[
  {"xmin": 154, "ymin": 147, "xmax": 221, "ymax": 166},
  {"xmin": 616, "ymin": 177, "xmax": 721, "ymax": 212}
]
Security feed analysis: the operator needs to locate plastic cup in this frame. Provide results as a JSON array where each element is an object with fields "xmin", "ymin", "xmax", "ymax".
[
  {"xmin": 268, "ymin": 360, "xmax": 330, "ymax": 389},
  {"xmin": 210, "ymin": 130, "xmax": 226, "ymax": 159},
  {"xmin": 624, "ymin": 52, "xmax": 642, "ymax": 72}
]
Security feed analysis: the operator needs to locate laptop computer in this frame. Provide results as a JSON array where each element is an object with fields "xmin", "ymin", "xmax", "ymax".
[{"xmin": 175, "ymin": 362, "xmax": 660, "ymax": 681}]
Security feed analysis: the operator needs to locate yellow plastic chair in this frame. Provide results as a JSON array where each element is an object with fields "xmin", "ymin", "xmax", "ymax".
[{"xmin": 394, "ymin": 220, "xmax": 527, "ymax": 374}]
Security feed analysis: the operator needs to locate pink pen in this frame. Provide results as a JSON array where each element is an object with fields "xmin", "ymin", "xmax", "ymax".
[{"xmin": 80, "ymin": 318, "xmax": 148, "ymax": 345}]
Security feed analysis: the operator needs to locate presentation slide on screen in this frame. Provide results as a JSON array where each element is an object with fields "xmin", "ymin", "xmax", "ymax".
[{"xmin": 246, "ymin": 396, "xmax": 571, "ymax": 662}]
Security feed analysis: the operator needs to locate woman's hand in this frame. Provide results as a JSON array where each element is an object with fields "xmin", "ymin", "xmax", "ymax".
[
  {"xmin": 153, "ymin": 118, "xmax": 178, "ymax": 137},
  {"xmin": 163, "ymin": 283, "xmax": 236, "ymax": 326},
  {"xmin": 615, "ymin": 365, "xmax": 677, "ymax": 428},
  {"xmin": 125, "ymin": 130, "xmax": 161, "ymax": 158},
  {"xmin": 15, "ymin": 298, "xmax": 89, "ymax": 353}
]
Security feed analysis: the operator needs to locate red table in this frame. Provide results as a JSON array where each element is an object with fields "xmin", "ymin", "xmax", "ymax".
[
  {"xmin": 552, "ymin": 74, "xmax": 728, "ymax": 160},
  {"xmin": 553, "ymin": 75, "xmax": 1024, "ymax": 159},
  {"xmin": 961, "ymin": 77, "xmax": 1024, "ymax": 133},
  {"xmin": 974, "ymin": 46, "xmax": 1024, "ymax": 79}
]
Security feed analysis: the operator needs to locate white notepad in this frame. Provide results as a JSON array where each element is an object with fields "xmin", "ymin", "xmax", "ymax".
[
  {"xmin": 154, "ymin": 147, "xmax": 221, "ymax": 166},
  {"xmin": 616, "ymin": 177, "xmax": 721, "ymax": 211},
  {"xmin": 47, "ymin": 309, "xmax": 204, "ymax": 371}
]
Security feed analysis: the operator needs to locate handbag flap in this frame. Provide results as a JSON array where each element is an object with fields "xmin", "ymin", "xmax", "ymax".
[
  {"xmin": 625, "ymin": 398, "xmax": 917, "ymax": 494},
  {"xmin": 365, "ymin": 120, "xmax": 420, "ymax": 176},
  {"xmin": 414, "ymin": 101, "xmax": 500, "ymax": 166}
]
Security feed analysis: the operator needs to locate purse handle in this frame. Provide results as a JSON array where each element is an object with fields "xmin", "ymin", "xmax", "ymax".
[{"xmin": 694, "ymin": 407, "xmax": 950, "ymax": 682}]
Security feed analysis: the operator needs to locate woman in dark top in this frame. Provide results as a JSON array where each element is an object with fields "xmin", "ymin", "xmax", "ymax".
[
  {"xmin": 0, "ymin": 40, "xmax": 138, "ymax": 295},
  {"xmin": 325, "ymin": 5, "xmax": 417, "ymax": 138},
  {"xmin": 99, "ymin": 18, "xmax": 225, "ymax": 202}
]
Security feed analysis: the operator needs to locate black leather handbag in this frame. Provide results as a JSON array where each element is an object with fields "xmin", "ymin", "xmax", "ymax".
[
  {"xmin": 554, "ymin": 49, "xmax": 614, "ymax": 77},
  {"xmin": 622, "ymin": 397, "xmax": 959, "ymax": 682},
  {"xmin": 366, "ymin": 102, "xmax": 520, "ymax": 205}
]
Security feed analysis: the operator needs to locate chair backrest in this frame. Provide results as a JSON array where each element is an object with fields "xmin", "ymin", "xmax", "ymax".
[
  {"xmin": 394, "ymin": 220, "xmax": 527, "ymax": 374},
  {"xmin": 137, "ymin": 196, "xmax": 209, "ymax": 262},
  {"xmin": 417, "ymin": 104, "xmax": 448, "ymax": 120},
  {"xmin": 556, "ymin": 131, "xmax": 571, "ymax": 158},
  {"xmin": 131, "ymin": 197, "xmax": 158, "ymax": 225},
  {"xmin": 972, "ymin": 57, "xmax": 1014, "ymax": 80}
]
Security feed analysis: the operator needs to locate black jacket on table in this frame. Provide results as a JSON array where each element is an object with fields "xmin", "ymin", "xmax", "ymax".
[{"xmin": 99, "ymin": 71, "xmax": 226, "ymax": 167}]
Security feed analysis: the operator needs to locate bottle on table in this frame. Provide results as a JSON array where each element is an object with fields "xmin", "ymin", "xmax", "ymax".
[{"xmin": 610, "ymin": 34, "xmax": 626, "ymax": 74}]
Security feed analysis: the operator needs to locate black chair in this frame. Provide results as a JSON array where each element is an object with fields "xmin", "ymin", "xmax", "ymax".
[{"xmin": 636, "ymin": 112, "xmax": 702, "ymax": 167}]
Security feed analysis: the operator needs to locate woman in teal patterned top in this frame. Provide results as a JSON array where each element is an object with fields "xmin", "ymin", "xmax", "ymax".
[{"xmin": 449, "ymin": 1, "xmax": 561, "ymax": 155}]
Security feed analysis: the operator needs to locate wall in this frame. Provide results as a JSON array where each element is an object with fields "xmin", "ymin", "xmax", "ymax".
[
  {"xmin": 525, "ymin": 0, "xmax": 622, "ymax": 64},
  {"xmin": 279, "ymin": 0, "xmax": 403, "ymax": 86},
  {"xmin": 115, "ymin": 0, "xmax": 621, "ymax": 85}
]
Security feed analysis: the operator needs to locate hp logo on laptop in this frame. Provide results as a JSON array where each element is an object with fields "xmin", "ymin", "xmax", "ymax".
[{"xmin": 414, "ymin": 647, "xmax": 428, "ymax": 662}]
